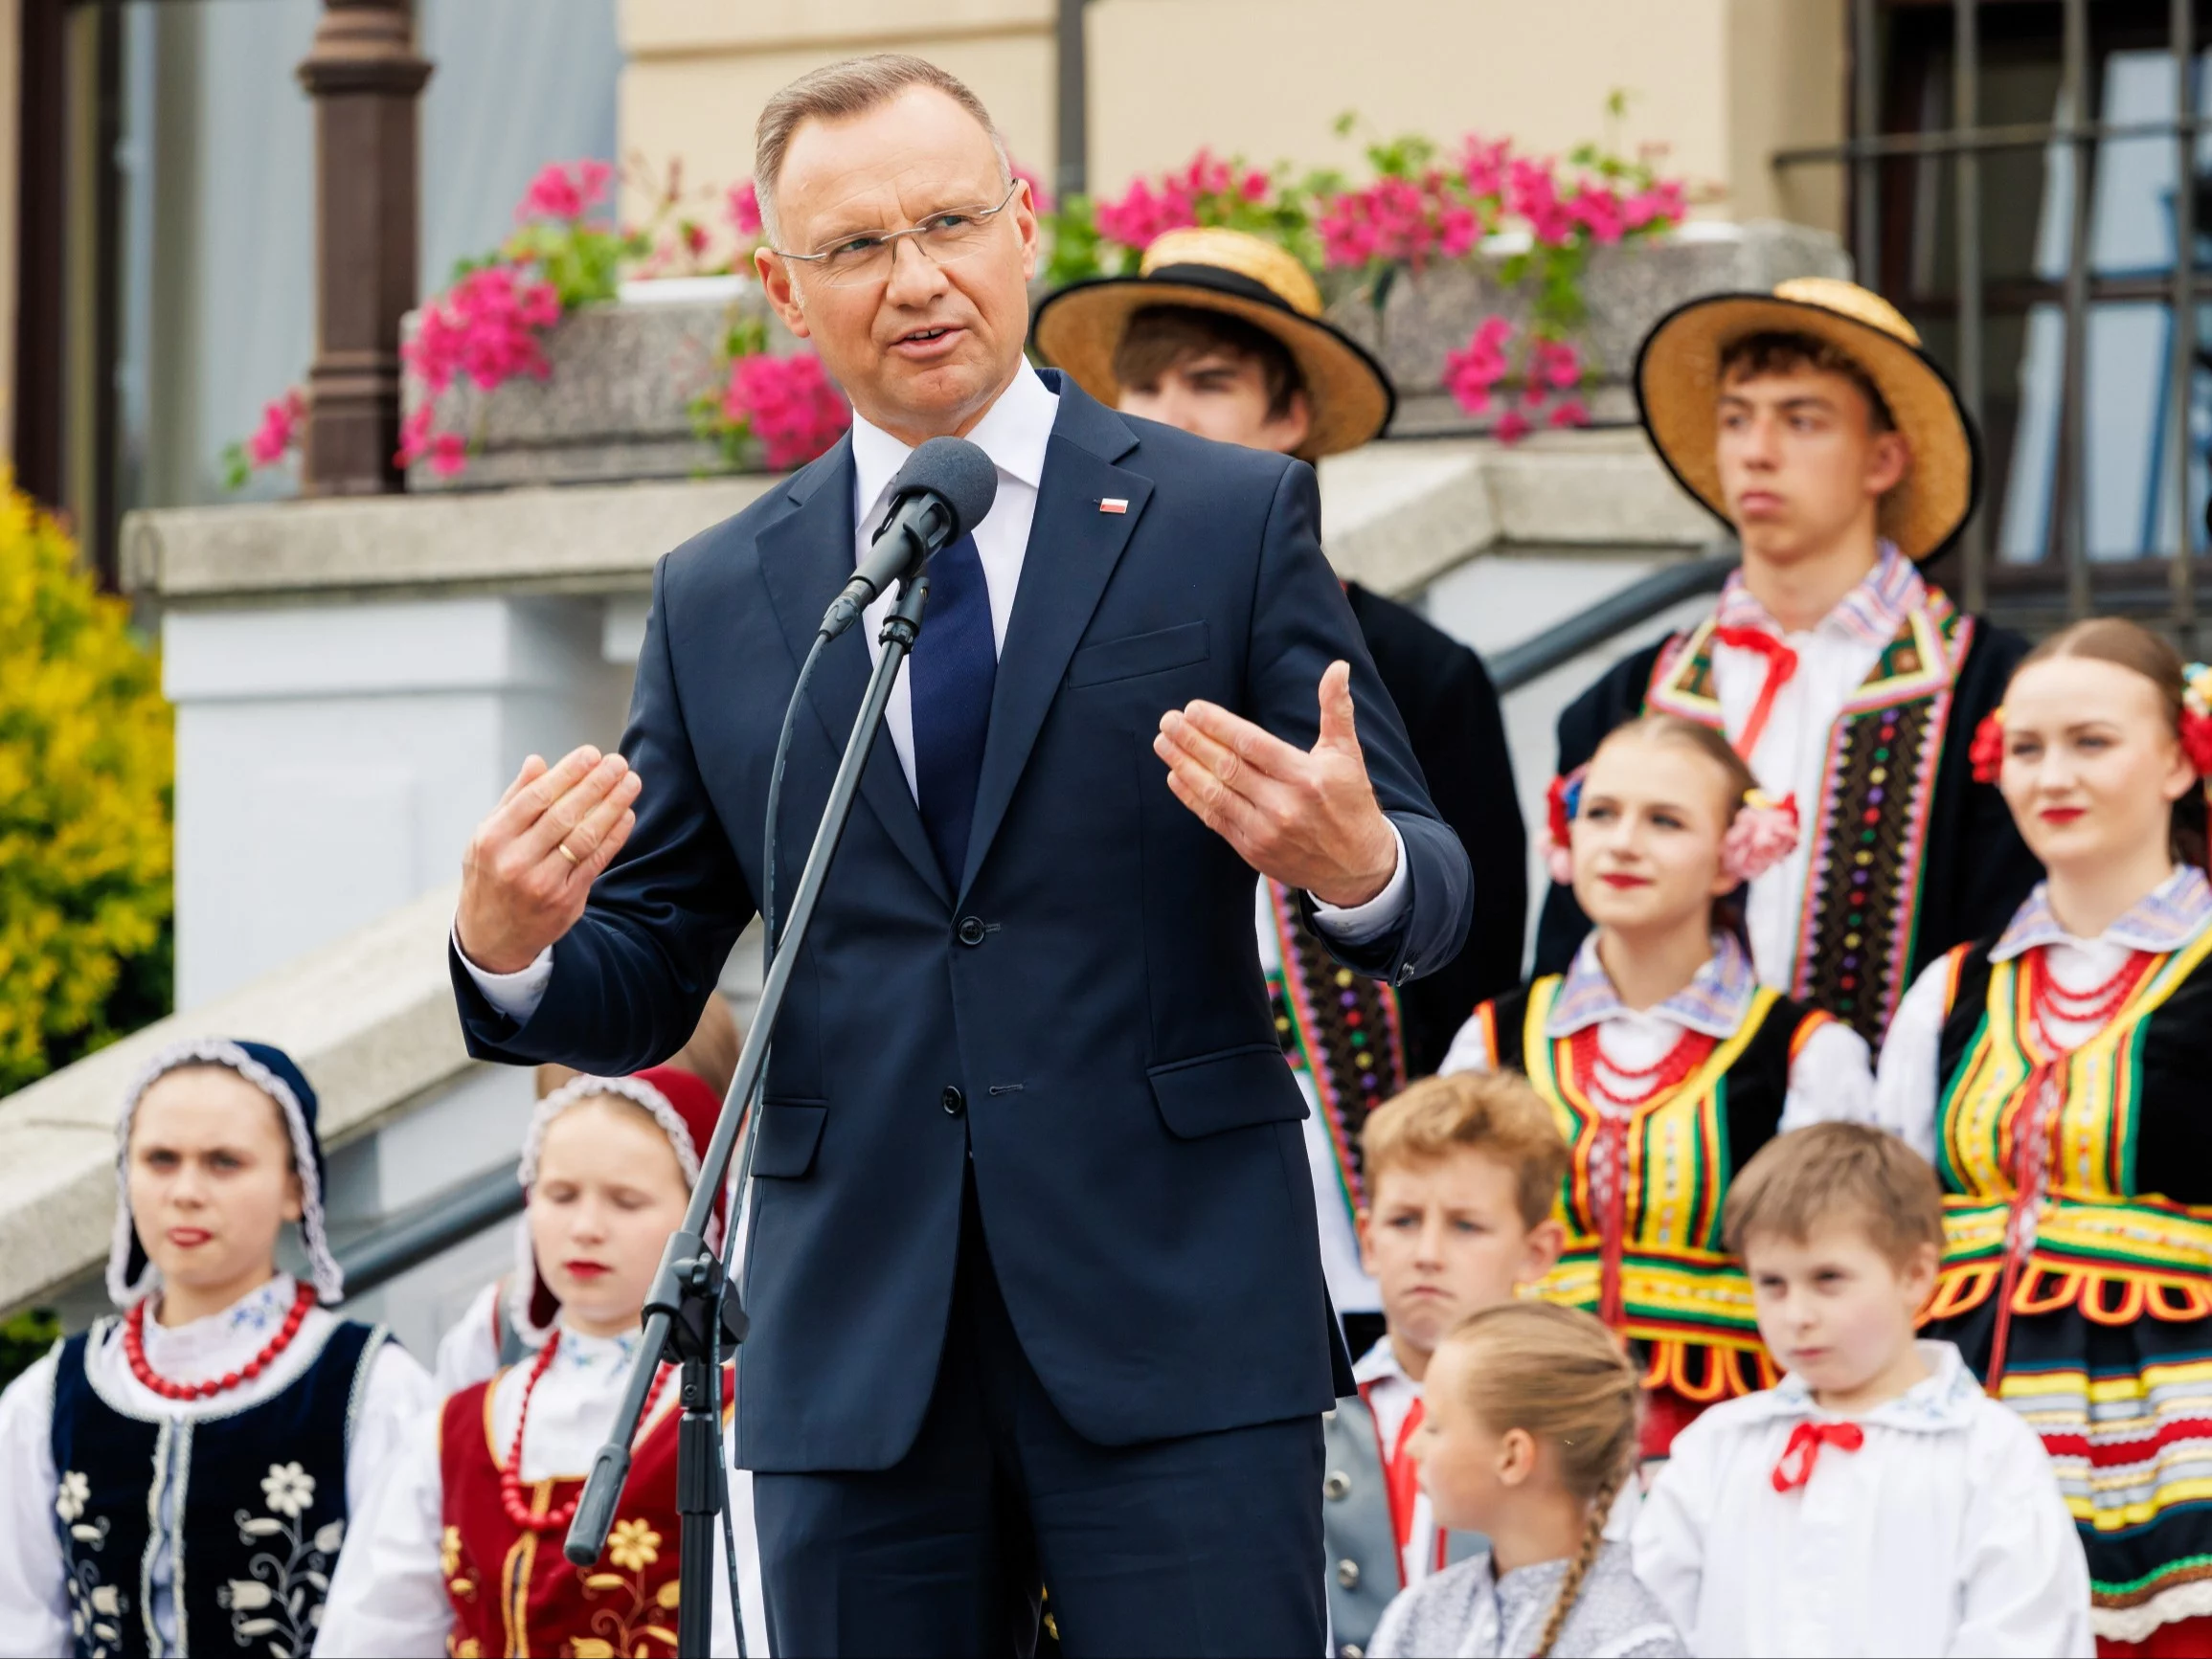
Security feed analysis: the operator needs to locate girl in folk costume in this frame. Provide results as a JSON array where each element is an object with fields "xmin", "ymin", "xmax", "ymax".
[
  {"xmin": 1536, "ymin": 279, "xmax": 2038, "ymax": 1048},
  {"xmin": 314, "ymin": 1067, "xmax": 741, "ymax": 1658},
  {"xmin": 1443, "ymin": 714, "xmax": 1874, "ymax": 1456},
  {"xmin": 0, "ymin": 1038, "xmax": 436, "ymax": 1659},
  {"xmin": 1874, "ymin": 618, "xmax": 2212, "ymax": 1656},
  {"xmin": 1367, "ymin": 1303, "xmax": 1684, "ymax": 1658}
]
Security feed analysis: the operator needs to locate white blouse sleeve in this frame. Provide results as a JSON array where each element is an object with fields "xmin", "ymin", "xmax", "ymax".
[
  {"xmin": 1630, "ymin": 1416, "xmax": 1716, "ymax": 1644},
  {"xmin": 432, "ymin": 1283, "xmax": 504, "ymax": 1399},
  {"xmin": 0, "ymin": 1349, "xmax": 71, "ymax": 1658},
  {"xmin": 1951, "ymin": 1407, "xmax": 2097, "ymax": 1658},
  {"xmin": 1873, "ymin": 956, "xmax": 1954, "ymax": 1163},
  {"xmin": 1437, "ymin": 1006, "xmax": 1500, "ymax": 1075},
  {"xmin": 347, "ymin": 1339, "xmax": 436, "ymax": 1517},
  {"xmin": 1779, "ymin": 1020, "xmax": 1876, "ymax": 1132},
  {"xmin": 313, "ymin": 1409, "xmax": 451, "ymax": 1659}
]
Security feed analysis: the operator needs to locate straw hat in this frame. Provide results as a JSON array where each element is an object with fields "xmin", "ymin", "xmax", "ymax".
[
  {"xmin": 1636, "ymin": 277, "xmax": 1980, "ymax": 563},
  {"xmin": 1031, "ymin": 227, "xmax": 1394, "ymax": 460}
]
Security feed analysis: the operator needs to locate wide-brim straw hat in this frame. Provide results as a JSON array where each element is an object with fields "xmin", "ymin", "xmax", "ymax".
[
  {"xmin": 1636, "ymin": 277, "xmax": 1980, "ymax": 563},
  {"xmin": 1031, "ymin": 226, "xmax": 1394, "ymax": 460}
]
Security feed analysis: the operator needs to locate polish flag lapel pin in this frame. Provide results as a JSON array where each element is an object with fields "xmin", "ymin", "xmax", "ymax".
[{"xmin": 1097, "ymin": 497, "xmax": 1128, "ymax": 514}]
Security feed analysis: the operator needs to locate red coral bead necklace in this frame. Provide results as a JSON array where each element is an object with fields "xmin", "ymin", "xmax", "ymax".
[
  {"xmin": 500, "ymin": 1329, "xmax": 672, "ymax": 1533},
  {"xmin": 124, "ymin": 1278, "xmax": 317, "ymax": 1401}
]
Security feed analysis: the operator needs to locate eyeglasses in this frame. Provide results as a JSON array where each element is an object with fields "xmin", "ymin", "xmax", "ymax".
[{"xmin": 772, "ymin": 181, "xmax": 1022, "ymax": 289}]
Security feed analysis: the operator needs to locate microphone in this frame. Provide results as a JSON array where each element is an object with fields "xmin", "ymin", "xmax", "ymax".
[{"xmin": 820, "ymin": 437, "xmax": 1000, "ymax": 640}]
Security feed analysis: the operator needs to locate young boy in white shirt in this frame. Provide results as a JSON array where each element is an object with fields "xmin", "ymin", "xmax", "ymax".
[
  {"xmin": 1322, "ymin": 1070, "xmax": 1568, "ymax": 1658},
  {"xmin": 1633, "ymin": 1121, "xmax": 2092, "ymax": 1657}
]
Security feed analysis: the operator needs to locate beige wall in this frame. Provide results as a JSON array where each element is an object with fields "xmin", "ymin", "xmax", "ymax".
[
  {"xmin": 618, "ymin": 0, "xmax": 1058, "ymax": 240},
  {"xmin": 617, "ymin": 0, "xmax": 1848, "ymax": 245}
]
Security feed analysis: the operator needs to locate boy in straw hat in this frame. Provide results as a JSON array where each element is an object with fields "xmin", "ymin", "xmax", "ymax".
[
  {"xmin": 1033, "ymin": 226, "xmax": 1529, "ymax": 1353},
  {"xmin": 1533, "ymin": 278, "xmax": 2039, "ymax": 1046}
]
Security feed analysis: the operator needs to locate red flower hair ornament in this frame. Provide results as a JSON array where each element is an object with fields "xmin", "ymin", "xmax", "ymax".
[
  {"xmin": 1969, "ymin": 708, "xmax": 2006, "ymax": 785},
  {"xmin": 1542, "ymin": 773, "xmax": 1799, "ymax": 887}
]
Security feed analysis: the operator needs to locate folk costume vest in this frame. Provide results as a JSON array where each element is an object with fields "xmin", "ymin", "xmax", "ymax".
[
  {"xmin": 438, "ymin": 1365, "xmax": 730, "ymax": 1659},
  {"xmin": 1922, "ymin": 926, "xmax": 2212, "ymax": 1638},
  {"xmin": 1267, "ymin": 879, "xmax": 1408, "ymax": 1237},
  {"xmin": 1642, "ymin": 596, "xmax": 1972, "ymax": 1043},
  {"xmin": 1480, "ymin": 976, "xmax": 1827, "ymax": 1401},
  {"xmin": 48, "ymin": 1318, "xmax": 381, "ymax": 1659}
]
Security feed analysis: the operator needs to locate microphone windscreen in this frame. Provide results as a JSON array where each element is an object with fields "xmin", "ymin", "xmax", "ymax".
[{"xmin": 892, "ymin": 437, "xmax": 1000, "ymax": 541}]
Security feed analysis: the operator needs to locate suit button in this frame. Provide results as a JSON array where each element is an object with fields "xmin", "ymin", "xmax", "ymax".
[
  {"xmin": 1335, "ymin": 1558, "xmax": 1360, "ymax": 1589},
  {"xmin": 941, "ymin": 1086, "xmax": 966, "ymax": 1116},
  {"xmin": 1323, "ymin": 1470, "xmax": 1352, "ymax": 1501},
  {"xmin": 956, "ymin": 915, "xmax": 986, "ymax": 947}
]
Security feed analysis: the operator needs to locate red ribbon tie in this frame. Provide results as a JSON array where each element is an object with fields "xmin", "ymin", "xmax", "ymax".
[
  {"xmin": 1771, "ymin": 1419, "xmax": 1864, "ymax": 1492},
  {"xmin": 1711, "ymin": 625, "xmax": 1800, "ymax": 759}
]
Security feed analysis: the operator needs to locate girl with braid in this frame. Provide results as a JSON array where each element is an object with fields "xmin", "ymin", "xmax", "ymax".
[{"xmin": 1368, "ymin": 1301, "xmax": 1682, "ymax": 1657}]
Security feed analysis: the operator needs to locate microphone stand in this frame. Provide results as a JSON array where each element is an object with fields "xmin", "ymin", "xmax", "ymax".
[{"xmin": 566, "ymin": 571, "xmax": 934, "ymax": 1654}]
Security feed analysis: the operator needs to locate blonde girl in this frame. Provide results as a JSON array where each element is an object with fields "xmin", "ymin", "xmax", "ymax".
[{"xmin": 1369, "ymin": 1302, "xmax": 1683, "ymax": 1658}]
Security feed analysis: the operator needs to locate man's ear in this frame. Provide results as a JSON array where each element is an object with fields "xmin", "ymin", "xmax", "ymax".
[
  {"xmin": 1266, "ymin": 389, "xmax": 1314, "ymax": 456},
  {"xmin": 1865, "ymin": 428, "xmax": 1910, "ymax": 500},
  {"xmin": 756, "ymin": 247, "xmax": 812, "ymax": 340}
]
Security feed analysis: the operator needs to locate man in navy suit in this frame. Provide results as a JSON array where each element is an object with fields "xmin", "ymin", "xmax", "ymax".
[{"xmin": 449, "ymin": 54, "xmax": 1472, "ymax": 1658}]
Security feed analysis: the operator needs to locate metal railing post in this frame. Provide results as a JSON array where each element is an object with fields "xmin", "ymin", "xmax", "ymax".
[
  {"xmin": 2061, "ymin": 0, "xmax": 2094, "ymax": 617},
  {"xmin": 1855, "ymin": 0, "xmax": 1883, "ymax": 282},
  {"xmin": 2173, "ymin": 0, "xmax": 2200, "ymax": 635},
  {"xmin": 1955, "ymin": 0, "xmax": 1987, "ymax": 612}
]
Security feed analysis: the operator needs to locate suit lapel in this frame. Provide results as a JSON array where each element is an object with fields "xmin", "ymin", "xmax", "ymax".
[
  {"xmin": 959, "ymin": 383, "xmax": 1151, "ymax": 898},
  {"xmin": 756, "ymin": 440, "xmax": 951, "ymax": 907}
]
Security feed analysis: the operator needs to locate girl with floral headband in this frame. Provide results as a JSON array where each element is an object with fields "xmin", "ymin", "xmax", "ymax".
[
  {"xmin": 1874, "ymin": 617, "xmax": 2212, "ymax": 1656},
  {"xmin": 0, "ymin": 1038, "xmax": 436, "ymax": 1658},
  {"xmin": 1442, "ymin": 713, "xmax": 1875, "ymax": 1460},
  {"xmin": 315, "ymin": 1066, "xmax": 743, "ymax": 1657}
]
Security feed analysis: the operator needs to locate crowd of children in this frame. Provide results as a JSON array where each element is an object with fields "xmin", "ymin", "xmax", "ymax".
[{"xmin": 5, "ymin": 230, "xmax": 2211, "ymax": 1658}]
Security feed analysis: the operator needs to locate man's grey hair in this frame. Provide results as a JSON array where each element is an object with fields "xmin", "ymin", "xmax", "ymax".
[{"xmin": 754, "ymin": 54, "xmax": 1012, "ymax": 252}]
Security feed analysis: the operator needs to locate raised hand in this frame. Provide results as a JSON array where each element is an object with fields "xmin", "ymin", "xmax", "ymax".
[
  {"xmin": 1153, "ymin": 660, "xmax": 1399, "ymax": 908},
  {"xmin": 456, "ymin": 747, "xmax": 643, "ymax": 974}
]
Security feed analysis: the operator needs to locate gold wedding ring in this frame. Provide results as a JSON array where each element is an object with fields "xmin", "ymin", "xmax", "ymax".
[{"xmin": 556, "ymin": 841, "xmax": 581, "ymax": 866}]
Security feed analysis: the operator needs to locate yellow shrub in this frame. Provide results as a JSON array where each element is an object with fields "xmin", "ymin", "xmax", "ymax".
[{"xmin": 0, "ymin": 486, "xmax": 172, "ymax": 1091}]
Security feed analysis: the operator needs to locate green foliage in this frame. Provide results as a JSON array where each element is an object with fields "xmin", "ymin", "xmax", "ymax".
[
  {"xmin": 0, "ymin": 487, "xmax": 173, "ymax": 1092},
  {"xmin": 0, "ymin": 1308, "xmax": 58, "ymax": 1390}
]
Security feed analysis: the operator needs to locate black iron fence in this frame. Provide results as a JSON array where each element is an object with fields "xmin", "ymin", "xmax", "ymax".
[{"xmin": 1775, "ymin": 0, "xmax": 2210, "ymax": 639}]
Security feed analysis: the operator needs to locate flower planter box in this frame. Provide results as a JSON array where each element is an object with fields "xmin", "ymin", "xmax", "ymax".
[
  {"xmin": 401, "ymin": 278, "xmax": 801, "ymax": 493},
  {"xmin": 1323, "ymin": 219, "xmax": 1851, "ymax": 437},
  {"xmin": 403, "ymin": 222, "xmax": 1848, "ymax": 490}
]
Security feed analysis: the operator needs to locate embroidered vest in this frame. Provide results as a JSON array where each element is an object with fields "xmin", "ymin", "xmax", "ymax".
[
  {"xmin": 1484, "ymin": 978, "xmax": 1823, "ymax": 1400},
  {"xmin": 1927, "ymin": 931, "xmax": 2212, "ymax": 1327},
  {"xmin": 48, "ymin": 1317, "xmax": 381, "ymax": 1659},
  {"xmin": 1266, "ymin": 879, "xmax": 1407, "ymax": 1227},
  {"xmin": 1643, "ymin": 602, "xmax": 1972, "ymax": 1042},
  {"xmin": 439, "ymin": 1365, "xmax": 730, "ymax": 1659}
]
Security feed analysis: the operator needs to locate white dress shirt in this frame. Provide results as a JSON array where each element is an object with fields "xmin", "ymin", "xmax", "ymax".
[
  {"xmin": 1873, "ymin": 865, "xmax": 2212, "ymax": 1160},
  {"xmin": 0, "ymin": 1276, "xmax": 434, "ymax": 1658},
  {"xmin": 459, "ymin": 365, "xmax": 1407, "ymax": 1018},
  {"xmin": 1633, "ymin": 1339, "xmax": 2093, "ymax": 1657},
  {"xmin": 313, "ymin": 1320, "xmax": 744, "ymax": 1658}
]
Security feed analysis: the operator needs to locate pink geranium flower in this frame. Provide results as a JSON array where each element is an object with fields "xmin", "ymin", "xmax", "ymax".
[
  {"xmin": 728, "ymin": 178, "xmax": 763, "ymax": 240},
  {"xmin": 245, "ymin": 389, "xmax": 307, "ymax": 468},
  {"xmin": 1496, "ymin": 409, "xmax": 1532, "ymax": 444},
  {"xmin": 723, "ymin": 352, "xmax": 852, "ymax": 470},
  {"xmin": 1547, "ymin": 398, "xmax": 1591, "ymax": 429},
  {"xmin": 517, "ymin": 160, "xmax": 614, "ymax": 225}
]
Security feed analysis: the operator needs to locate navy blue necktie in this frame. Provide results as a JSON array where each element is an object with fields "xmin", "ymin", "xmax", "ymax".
[{"xmin": 908, "ymin": 532, "xmax": 995, "ymax": 886}]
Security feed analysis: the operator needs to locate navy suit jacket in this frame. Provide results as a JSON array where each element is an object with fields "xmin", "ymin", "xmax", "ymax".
[{"xmin": 453, "ymin": 372, "xmax": 1474, "ymax": 1471}]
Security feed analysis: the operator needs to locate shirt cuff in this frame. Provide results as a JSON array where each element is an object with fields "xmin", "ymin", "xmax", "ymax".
[
  {"xmin": 452, "ymin": 923, "xmax": 554, "ymax": 1023},
  {"xmin": 1307, "ymin": 821, "xmax": 1410, "ymax": 946}
]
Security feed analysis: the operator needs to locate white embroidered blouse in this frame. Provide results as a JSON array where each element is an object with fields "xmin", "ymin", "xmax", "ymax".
[
  {"xmin": 0, "ymin": 1275, "xmax": 434, "ymax": 1658},
  {"xmin": 311, "ymin": 1319, "xmax": 744, "ymax": 1658},
  {"xmin": 1874, "ymin": 866, "xmax": 2212, "ymax": 1160},
  {"xmin": 1440, "ymin": 932, "xmax": 1877, "ymax": 1131}
]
